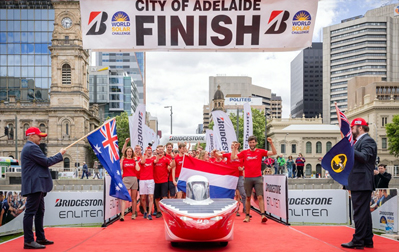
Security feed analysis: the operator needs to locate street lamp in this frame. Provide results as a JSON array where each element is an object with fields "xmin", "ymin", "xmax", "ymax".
[{"xmin": 164, "ymin": 106, "xmax": 173, "ymax": 134}]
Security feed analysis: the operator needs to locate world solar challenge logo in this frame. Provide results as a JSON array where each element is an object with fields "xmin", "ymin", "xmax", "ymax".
[
  {"xmin": 292, "ymin": 10, "xmax": 311, "ymax": 34},
  {"xmin": 112, "ymin": 11, "xmax": 130, "ymax": 35},
  {"xmin": 395, "ymin": 6, "xmax": 399, "ymax": 15}
]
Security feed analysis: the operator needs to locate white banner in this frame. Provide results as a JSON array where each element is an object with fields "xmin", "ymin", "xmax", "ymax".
[
  {"xmin": 144, "ymin": 124, "xmax": 158, "ymax": 150},
  {"xmin": 225, "ymin": 97, "xmax": 262, "ymax": 105},
  {"xmin": 205, "ymin": 129, "xmax": 215, "ymax": 153},
  {"xmin": 371, "ymin": 188, "xmax": 398, "ymax": 233},
  {"xmin": 43, "ymin": 191, "xmax": 103, "ymax": 226},
  {"xmin": 288, "ymin": 190, "xmax": 349, "ymax": 224},
  {"xmin": 129, "ymin": 104, "xmax": 146, "ymax": 153},
  {"xmin": 0, "ymin": 190, "xmax": 25, "ymax": 236},
  {"xmin": 243, "ymin": 102, "xmax": 253, "ymax": 150},
  {"xmin": 80, "ymin": 0, "xmax": 319, "ymax": 52},
  {"xmin": 104, "ymin": 175, "xmax": 131, "ymax": 220},
  {"xmin": 212, "ymin": 110, "xmax": 237, "ymax": 153},
  {"xmin": 263, "ymin": 175, "xmax": 288, "ymax": 222},
  {"xmin": 160, "ymin": 134, "xmax": 206, "ymax": 145}
]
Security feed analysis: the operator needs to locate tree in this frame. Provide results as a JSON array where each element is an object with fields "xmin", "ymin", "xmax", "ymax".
[
  {"xmin": 385, "ymin": 114, "xmax": 399, "ymax": 157},
  {"xmin": 208, "ymin": 108, "xmax": 266, "ymax": 149}
]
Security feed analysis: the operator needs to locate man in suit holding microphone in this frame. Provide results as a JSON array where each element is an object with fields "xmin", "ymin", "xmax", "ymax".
[
  {"xmin": 21, "ymin": 127, "xmax": 66, "ymax": 249},
  {"xmin": 341, "ymin": 118, "xmax": 377, "ymax": 249}
]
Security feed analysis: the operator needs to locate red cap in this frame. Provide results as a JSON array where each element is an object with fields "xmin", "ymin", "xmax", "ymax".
[
  {"xmin": 350, "ymin": 118, "xmax": 368, "ymax": 127},
  {"xmin": 25, "ymin": 127, "xmax": 47, "ymax": 137}
]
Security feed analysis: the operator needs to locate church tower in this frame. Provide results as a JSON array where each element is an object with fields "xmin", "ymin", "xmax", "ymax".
[{"xmin": 212, "ymin": 85, "xmax": 225, "ymax": 111}]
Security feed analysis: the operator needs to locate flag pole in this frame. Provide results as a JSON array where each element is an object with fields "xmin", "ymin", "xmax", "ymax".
[
  {"xmin": 64, "ymin": 118, "xmax": 116, "ymax": 151},
  {"xmin": 335, "ymin": 102, "xmax": 344, "ymax": 139}
]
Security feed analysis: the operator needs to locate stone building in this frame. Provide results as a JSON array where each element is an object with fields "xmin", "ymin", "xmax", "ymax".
[
  {"xmin": 0, "ymin": 0, "xmax": 100, "ymax": 170},
  {"xmin": 267, "ymin": 116, "xmax": 341, "ymax": 177}
]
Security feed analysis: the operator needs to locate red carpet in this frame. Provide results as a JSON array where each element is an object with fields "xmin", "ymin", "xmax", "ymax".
[{"xmin": 1, "ymin": 211, "xmax": 398, "ymax": 251}]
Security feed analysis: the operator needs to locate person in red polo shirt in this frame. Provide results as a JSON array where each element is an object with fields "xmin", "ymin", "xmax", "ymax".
[
  {"xmin": 120, "ymin": 147, "xmax": 138, "ymax": 221},
  {"xmin": 153, "ymin": 145, "xmax": 172, "ymax": 218},
  {"xmin": 233, "ymin": 136, "xmax": 276, "ymax": 223},
  {"xmin": 137, "ymin": 146, "xmax": 156, "ymax": 220},
  {"xmin": 170, "ymin": 143, "xmax": 187, "ymax": 199}
]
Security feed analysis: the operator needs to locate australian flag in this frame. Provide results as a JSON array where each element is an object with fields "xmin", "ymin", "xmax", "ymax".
[
  {"xmin": 87, "ymin": 118, "xmax": 132, "ymax": 202},
  {"xmin": 321, "ymin": 104, "xmax": 354, "ymax": 186}
]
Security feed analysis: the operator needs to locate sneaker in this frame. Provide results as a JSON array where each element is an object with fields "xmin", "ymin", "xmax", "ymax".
[
  {"xmin": 236, "ymin": 212, "xmax": 240, "ymax": 217},
  {"xmin": 143, "ymin": 212, "xmax": 147, "ymax": 219},
  {"xmin": 153, "ymin": 212, "xmax": 157, "ymax": 216},
  {"xmin": 148, "ymin": 215, "xmax": 153, "ymax": 220},
  {"xmin": 131, "ymin": 213, "xmax": 136, "ymax": 220},
  {"xmin": 156, "ymin": 212, "xmax": 162, "ymax": 218}
]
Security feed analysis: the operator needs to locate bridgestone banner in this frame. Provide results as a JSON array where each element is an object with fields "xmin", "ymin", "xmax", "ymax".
[
  {"xmin": 212, "ymin": 110, "xmax": 237, "ymax": 153},
  {"xmin": 80, "ymin": 0, "xmax": 319, "ymax": 51},
  {"xmin": 370, "ymin": 188, "xmax": 398, "ymax": 233},
  {"xmin": 263, "ymin": 175, "xmax": 288, "ymax": 223},
  {"xmin": 288, "ymin": 190, "xmax": 349, "ymax": 224},
  {"xmin": 205, "ymin": 129, "xmax": 215, "ymax": 152},
  {"xmin": 243, "ymin": 102, "xmax": 252, "ymax": 150},
  {"xmin": 129, "ymin": 104, "xmax": 146, "ymax": 153}
]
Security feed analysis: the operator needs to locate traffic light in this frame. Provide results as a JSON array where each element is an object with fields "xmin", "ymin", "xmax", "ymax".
[
  {"xmin": 4, "ymin": 126, "xmax": 8, "ymax": 136},
  {"xmin": 376, "ymin": 156, "xmax": 380, "ymax": 165}
]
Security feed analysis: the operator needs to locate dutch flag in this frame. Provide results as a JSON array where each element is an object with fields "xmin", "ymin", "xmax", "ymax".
[{"xmin": 177, "ymin": 155, "xmax": 239, "ymax": 199}]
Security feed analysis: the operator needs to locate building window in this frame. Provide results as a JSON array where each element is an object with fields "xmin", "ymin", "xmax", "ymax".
[
  {"xmin": 306, "ymin": 142, "xmax": 312, "ymax": 154},
  {"xmin": 62, "ymin": 120, "xmax": 71, "ymax": 136},
  {"xmin": 292, "ymin": 144, "xmax": 296, "ymax": 154},
  {"xmin": 316, "ymin": 141, "xmax": 322, "ymax": 153},
  {"xmin": 62, "ymin": 64, "xmax": 71, "ymax": 85},
  {"xmin": 281, "ymin": 144, "xmax": 286, "ymax": 154},
  {"xmin": 306, "ymin": 164, "xmax": 312, "ymax": 177},
  {"xmin": 64, "ymin": 157, "xmax": 70, "ymax": 169},
  {"xmin": 64, "ymin": 36, "xmax": 69, "ymax": 44},
  {"xmin": 326, "ymin": 141, "xmax": 332, "ymax": 152},
  {"xmin": 40, "ymin": 123, "xmax": 46, "ymax": 133},
  {"xmin": 8, "ymin": 124, "xmax": 14, "ymax": 140},
  {"xmin": 24, "ymin": 123, "xmax": 29, "ymax": 139},
  {"xmin": 382, "ymin": 117, "xmax": 387, "ymax": 127},
  {"xmin": 382, "ymin": 138, "xmax": 387, "ymax": 149}
]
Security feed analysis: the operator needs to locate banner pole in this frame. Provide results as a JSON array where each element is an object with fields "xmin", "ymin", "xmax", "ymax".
[{"xmin": 64, "ymin": 118, "xmax": 116, "ymax": 151}]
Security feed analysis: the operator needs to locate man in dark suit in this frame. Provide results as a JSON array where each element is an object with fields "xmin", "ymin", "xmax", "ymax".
[
  {"xmin": 374, "ymin": 164, "xmax": 391, "ymax": 188},
  {"xmin": 342, "ymin": 118, "xmax": 377, "ymax": 249},
  {"xmin": 21, "ymin": 127, "xmax": 66, "ymax": 249}
]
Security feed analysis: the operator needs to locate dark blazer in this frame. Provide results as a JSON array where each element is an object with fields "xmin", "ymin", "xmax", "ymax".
[
  {"xmin": 20, "ymin": 141, "xmax": 63, "ymax": 196},
  {"xmin": 348, "ymin": 134, "xmax": 377, "ymax": 191},
  {"xmin": 374, "ymin": 172, "xmax": 392, "ymax": 188}
]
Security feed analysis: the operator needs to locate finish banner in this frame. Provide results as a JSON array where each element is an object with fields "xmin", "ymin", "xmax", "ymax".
[
  {"xmin": 212, "ymin": 110, "xmax": 237, "ymax": 153},
  {"xmin": 80, "ymin": 0, "xmax": 319, "ymax": 51}
]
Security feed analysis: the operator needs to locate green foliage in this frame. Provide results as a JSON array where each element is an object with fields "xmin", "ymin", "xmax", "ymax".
[
  {"xmin": 114, "ymin": 111, "xmax": 130, "ymax": 152},
  {"xmin": 385, "ymin": 114, "xmax": 399, "ymax": 157},
  {"xmin": 209, "ymin": 108, "xmax": 266, "ymax": 149}
]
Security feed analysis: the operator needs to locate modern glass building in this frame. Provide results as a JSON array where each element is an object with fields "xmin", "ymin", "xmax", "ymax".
[
  {"xmin": 0, "ymin": 1, "xmax": 54, "ymax": 103},
  {"xmin": 96, "ymin": 52, "xmax": 145, "ymax": 104}
]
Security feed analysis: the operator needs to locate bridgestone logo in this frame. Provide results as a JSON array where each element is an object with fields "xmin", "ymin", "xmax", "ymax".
[
  {"xmin": 138, "ymin": 112, "xmax": 144, "ymax": 151},
  {"xmin": 209, "ymin": 134, "xmax": 214, "ymax": 150},
  {"xmin": 265, "ymin": 184, "xmax": 281, "ymax": 194},
  {"xmin": 169, "ymin": 136, "xmax": 205, "ymax": 141},
  {"xmin": 55, "ymin": 199, "xmax": 103, "ymax": 207},
  {"xmin": 245, "ymin": 112, "xmax": 250, "ymax": 148},
  {"xmin": 217, "ymin": 118, "xmax": 229, "ymax": 152}
]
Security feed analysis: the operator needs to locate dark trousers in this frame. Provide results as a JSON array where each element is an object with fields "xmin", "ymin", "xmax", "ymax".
[
  {"xmin": 81, "ymin": 169, "xmax": 89, "ymax": 179},
  {"xmin": 23, "ymin": 192, "xmax": 46, "ymax": 243},
  {"xmin": 351, "ymin": 191, "xmax": 373, "ymax": 244},
  {"xmin": 297, "ymin": 166, "xmax": 304, "ymax": 178}
]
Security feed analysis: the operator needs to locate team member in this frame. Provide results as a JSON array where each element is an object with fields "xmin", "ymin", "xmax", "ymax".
[
  {"xmin": 341, "ymin": 118, "xmax": 377, "ymax": 249},
  {"xmin": 165, "ymin": 142, "xmax": 174, "ymax": 159},
  {"xmin": 172, "ymin": 143, "xmax": 187, "ymax": 199},
  {"xmin": 120, "ymin": 147, "xmax": 138, "ymax": 221},
  {"xmin": 374, "ymin": 164, "xmax": 392, "ymax": 188},
  {"xmin": 197, "ymin": 150, "xmax": 209, "ymax": 161},
  {"xmin": 164, "ymin": 142, "xmax": 177, "ymax": 198},
  {"xmin": 21, "ymin": 127, "xmax": 66, "ymax": 249},
  {"xmin": 232, "ymin": 136, "xmax": 276, "ymax": 223},
  {"xmin": 153, "ymin": 145, "xmax": 172, "ymax": 218},
  {"xmin": 137, "ymin": 146, "xmax": 155, "ymax": 220}
]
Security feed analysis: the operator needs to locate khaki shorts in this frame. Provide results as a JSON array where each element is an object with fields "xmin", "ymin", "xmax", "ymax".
[
  {"xmin": 123, "ymin": 176, "xmax": 138, "ymax": 190},
  {"xmin": 244, "ymin": 176, "xmax": 263, "ymax": 197}
]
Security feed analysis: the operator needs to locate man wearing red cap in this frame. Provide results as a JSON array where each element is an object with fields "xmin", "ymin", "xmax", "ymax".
[
  {"xmin": 341, "ymin": 118, "xmax": 377, "ymax": 249},
  {"xmin": 21, "ymin": 127, "xmax": 66, "ymax": 249}
]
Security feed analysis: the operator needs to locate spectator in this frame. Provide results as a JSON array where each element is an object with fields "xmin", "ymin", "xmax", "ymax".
[
  {"xmin": 81, "ymin": 162, "xmax": 89, "ymax": 179},
  {"xmin": 374, "ymin": 164, "xmax": 391, "ymax": 188},
  {"xmin": 273, "ymin": 157, "xmax": 279, "ymax": 175},
  {"xmin": 93, "ymin": 161, "xmax": 100, "ymax": 179},
  {"xmin": 277, "ymin": 155, "xmax": 286, "ymax": 174},
  {"xmin": 295, "ymin": 153, "xmax": 306, "ymax": 178},
  {"xmin": 286, "ymin": 156, "xmax": 294, "ymax": 178}
]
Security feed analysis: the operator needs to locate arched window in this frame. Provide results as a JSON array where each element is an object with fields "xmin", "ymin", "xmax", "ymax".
[
  {"xmin": 281, "ymin": 144, "xmax": 286, "ymax": 154},
  {"xmin": 305, "ymin": 164, "xmax": 312, "ymax": 177},
  {"xmin": 64, "ymin": 157, "xmax": 70, "ymax": 169},
  {"xmin": 40, "ymin": 123, "xmax": 46, "ymax": 133},
  {"xmin": 316, "ymin": 141, "xmax": 322, "ymax": 153},
  {"xmin": 23, "ymin": 123, "xmax": 29, "ymax": 139},
  {"xmin": 326, "ymin": 141, "xmax": 332, "ymax": 152},
  {"xmin": 62, "ymin": 120, "xmax": 71, "ymax": 136},
  {"xmin": 62, "ymin": 64, "xmax": 71, "ymax": 85},
  {"xmin": 306, "ymin": 141, "xmax": 312, "ymax": 154}
]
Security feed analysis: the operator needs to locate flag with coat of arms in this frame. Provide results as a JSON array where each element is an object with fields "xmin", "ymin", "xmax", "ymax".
[
  {"xmin": 87, "ymin": 118, "xmax": 132, "ymax": 202},
  {"xmin": 321, "ymin": 104, "xmax": 354, "ymax": 186}
]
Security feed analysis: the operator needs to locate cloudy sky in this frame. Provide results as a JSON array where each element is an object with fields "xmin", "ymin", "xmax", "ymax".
[{"xmin": 144, "ymin": 0, "xmax": 398, "ymax": 136}]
